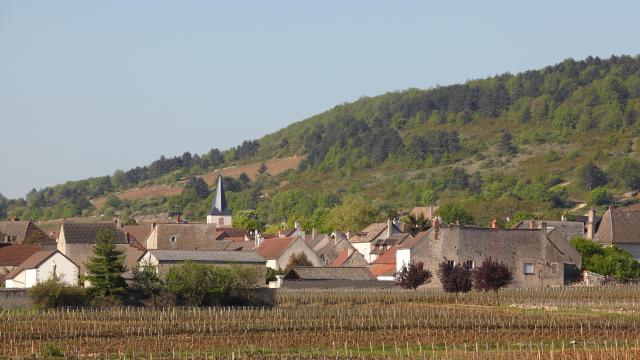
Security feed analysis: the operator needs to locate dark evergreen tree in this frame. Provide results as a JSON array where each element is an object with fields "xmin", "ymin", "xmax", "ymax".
[
  {"xmin": 84, "ymin": 229, "xmax": 127, "ymax": 302},
  {"xmin": 577, "ymin": 162, "xmax": 607, "ymax": 190}
]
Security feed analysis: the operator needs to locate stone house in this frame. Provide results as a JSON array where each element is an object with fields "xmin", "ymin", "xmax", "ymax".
[
  {"xmin": 330, "ymin": 247, "xmax": 368, "ymax": 268},
  {"xmin": 402, "ymin": 222, "xmax": 582, "ymax": 288},
  {"xmin": 56, "ymin": 222, "xmax": 145, "ymax": 281},
  {"xmin": 593, "ymin": 207, "xmax": 640, "ymax": 259},
  {"xmin": 0, "ymin": 220, "xmax": 56, "ymax": 248},
  {"xmin": 140, "ymin": 249, "xmax": 266, "ymax": 284},
  {"xmin": 4, "ymin": 250, "xmax": 78, "ymax": 288},
  {"xmin": 371, "ymin": 236, "xmax": 419, "ymax": 281},
  {"xmin": 255, "ymin": 236, "xmax": 322, "ymax": 270}
]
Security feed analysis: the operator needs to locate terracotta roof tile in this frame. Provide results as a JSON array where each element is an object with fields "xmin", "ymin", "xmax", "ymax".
[
  {"xmin": 370, "ymin": 263, "xmax": 397, "ymax": 277},
  {"xmin": 255, "ymin": 237, "xmax": 295, "ymax": 259},
  {"xmin": 0, "ymin": 244, "xmax": 44, "ymax": 266}
]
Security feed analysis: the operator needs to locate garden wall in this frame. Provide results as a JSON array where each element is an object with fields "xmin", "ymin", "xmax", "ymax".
[{"xmin": 0, "ymin": 289, "xmax": 32, "ymax": 308}]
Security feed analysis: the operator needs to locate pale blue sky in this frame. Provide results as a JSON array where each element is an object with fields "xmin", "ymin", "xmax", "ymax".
[{"xmin": 1, "ymin": 1, "xmax": 639, "ymax": 198}]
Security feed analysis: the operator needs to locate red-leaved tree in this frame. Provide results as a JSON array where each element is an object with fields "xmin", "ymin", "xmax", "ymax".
[
  {"xmin": 395, "ymin": 261, "xmax": 432, "ymax": 290},
  {"xmin": 473, "ymin": 257, "xmax": 513, "ymax": 304},
  {"xmin": 437, "ymin": 261, "xmax": 472, "ymax": 293}
]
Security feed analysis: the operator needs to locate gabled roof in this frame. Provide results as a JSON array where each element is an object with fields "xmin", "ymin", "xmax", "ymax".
[
  {"xmin": 61, "ymin": 222, "xmax": 128, "ymax": 244},
  {"xmin": 371, "ymin": 245, "xmax": 399, "ymax": 265},
  {"xmin": 513, "ymin": 220, "xmax": 585, "ymax": 240},
  {"xmin": 349, "ymin": 222, "xmax": 403, "ymax": 243},
  {"xmin": 154, "ymin": 223, "xmax": 228, "ymax": 250},
  {"xmin": 284, "ymin": 267, "xmax": 375, "ymax": 281},
  {"xmin": 0, "ymin": 244, "xmax": 44, "ymax": 266},
  {"xmin": 123, "ymin": 224, "xmax": 154, "ymax": 243},
  {"xmin": 255, "ymin": 236, "xmax": 296, "ymax": 259},
  {"xmin": 209, "ymin": 176, "xmax": 231, "ymax": 216},
  {"xmin": 370, "ymin": 263, "xmax": 397, "ymax": 277},
  {"xmin": 5, "ymin": 250, "xmax": 75, "ymax": 280},
  {"xmin": 214, "ymin": 228, "xmax": 247, "ymax": 240},
  {"xmin": 146, "ymin": 250, "xmax": 264, "ymax": 263},
  {"xmin": 329, "ymin": 249, "xmax": 367, "ymax": 267},
  {"xmin": 594, "ymin": 208, "xmax": 640, "ymax": 245},
  {"xmin": 0, "ymin": 221, "xmax": 54, "ymax": 245},
  {"xmin": 224, "ymin": 241, "xmax": 255, "ymax": 251}
]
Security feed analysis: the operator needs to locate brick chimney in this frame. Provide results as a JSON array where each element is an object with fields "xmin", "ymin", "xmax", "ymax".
[
  {"xmin": 433, "ymin": 218, "xmax": 440, "ymax": 241},
  {"xmin": 491, "ymin": 219, "xmax": 498, "ymax": 229},
  {"xmin": 586, "ymin": 209, "xmax": 596, "ymax": 239},
  {"xmin": 387, "ymin": 218, "xmax": 393, "ymax": 238}
]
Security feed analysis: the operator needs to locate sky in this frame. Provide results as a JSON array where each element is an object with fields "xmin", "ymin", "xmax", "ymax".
[{"xmin": 1, "ymin": 1, "xmax": 639, "ymax": 199}]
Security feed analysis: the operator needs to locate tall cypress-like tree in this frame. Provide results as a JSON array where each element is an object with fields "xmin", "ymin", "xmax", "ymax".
[{"xmin": 84, "ymin": 229, "xmax": 127, "ymax": 301}]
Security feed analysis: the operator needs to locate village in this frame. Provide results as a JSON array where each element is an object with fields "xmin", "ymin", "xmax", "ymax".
[{"xmin": 1, "ymin": 176, "xmax": 631, "ymax": 292}]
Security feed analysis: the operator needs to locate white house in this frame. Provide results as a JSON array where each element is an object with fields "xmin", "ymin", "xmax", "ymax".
[{"xmin": 4, "ymin": 250, "xmax": 78, "ymax": 288}]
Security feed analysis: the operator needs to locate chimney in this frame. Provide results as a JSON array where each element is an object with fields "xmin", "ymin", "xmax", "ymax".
[
  {"xmin": 434, "ymin": 218, "xmax": 440, "ymax": 241},
  {"xmin": 311, "ymin": 228, "xmax": 317, "ymax": 241},
  {"xmin": 528, "ymin": 220, "xmax": 535, "ymax": 229},
  {"xmin": 294, "ymin": 221, "xmax": 301, "ymax": 231},
  {"xmin": 540, "ymin": 221, "xmax": 547, "ymax": 232},
  {"xmin": 255, "ymin": 231, "xmax": 263, "ymax": 248},
  {"xmin": 115, "ymin": 216, "xmax": 122, "ymax": 228},
  {"xmin": 387, "ymin": 218, "xmax": 393, "ymax": 238},
  {"xmin": 177, "ymin": 214, "xmax": 181, "ymax": 223},
  {"xmin": 586, "ymin": 208, "xmax": 596, "ymax": 239},
  {"xmin": 347, "ymin": 246, "xmax": 353, "ymax": 256},
  {"xmin": 346, "ymin": 231, "xmax": 350, "ymax": 240},
  {"xmin": 561, "ymin": 214, "xmax": 567, "ymax": 222},
  {"xmin": 490, "ymin": 219, "xmax": 498, "ymax": 229}
]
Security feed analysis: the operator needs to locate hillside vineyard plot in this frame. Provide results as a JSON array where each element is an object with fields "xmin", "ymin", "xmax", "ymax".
[{"xmin": 2, "ymin": 287, "xmax": 640, "ymax": 359}]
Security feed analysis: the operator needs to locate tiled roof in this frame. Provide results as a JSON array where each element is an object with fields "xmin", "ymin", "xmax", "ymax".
[
  {"xmin": 0, "ymin": 221, "xmax": 54, "ymax": 245},
  {"xmin": 514, "ymin": 220, "xmax": 585, "ymax": 240},
  {"xmin": 330, "ymin": 250, "xmax": 351, "ymax": 267},
  {"xmin": 215, "ymin": 228, "xmax": 247, "ymax": 239},
  {"xmin": 370, "ymin": 263, "xmax": 397, "ymax": 277},
  {"xmin": 0, "ymin": 244, "xmax": 44, "ymax": 266},
  {"xmin": 5, "ymin": 250, "xmax": 73, "ymax": 280},
  {"xmin": 284, "ymin": 266, "xmax": 375, "ymax": 281},
  {"xmin": 62, "ymin": 222, "xmax": 128, "ymax": 244},
  {"xmin": 224, "ymin": 241, "xmax": 255, "ymax": 251},
  {"xmin": 146, "ymin": 250, "xmax": 265, "ymax": 263},
  {"xmin": 594, "ymin": 208, "xmax": 640, "ymax": 245},
  {"xmin": 123, "ymin": 224, "xmax": 154, "ymax": 243},
  {"xmin": 372, "ymin": 245, "xmax": 399, "ymax": 265},
  {"xmin": 154, "ymin": 223, "xmax": 227, "ymax": 250},
  {"xmin": 255, "ymin": 237, "xmax": 295, "ymax": 259}
]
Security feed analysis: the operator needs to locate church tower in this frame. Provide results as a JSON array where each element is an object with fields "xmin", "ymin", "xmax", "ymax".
[{"xmin": 206, "ymin": 176, "xmax": 232, "ymax": 226}]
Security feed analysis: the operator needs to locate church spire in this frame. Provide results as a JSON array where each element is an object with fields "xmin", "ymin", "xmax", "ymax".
[{"xmin": 209, "ymin": 176, "xmax": 230, "ymax": 216}]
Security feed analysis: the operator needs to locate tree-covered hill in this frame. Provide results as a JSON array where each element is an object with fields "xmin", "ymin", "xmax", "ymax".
[{"xmin": 4, "ymin": 55, "xmax": 640, "ymax": 230}]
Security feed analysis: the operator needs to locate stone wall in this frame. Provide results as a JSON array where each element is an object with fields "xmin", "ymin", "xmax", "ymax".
[{"xmin": 0, "ymin": 289, "xmax": 32, "ymax": 308}]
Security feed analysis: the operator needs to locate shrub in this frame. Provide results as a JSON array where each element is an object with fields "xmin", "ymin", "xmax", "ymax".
[
  {"xmin": 587, "ymin": 187, "xmax": 611, "ymax": 205},
  {"xmin": 571, "ymin": 237, "xmax": 640, "ymax": 282},
  {"xmin": 130, "ymin": 262, "xmax": 166, "ymax": 306},
  {"xmin": 285, "ymin": 252, "xmax": 312, "ymax": 272},
  {"xmin": 435, "ymin": 203, "xmax": 474, "ymax": 225},
  {"xmin": 395, "ymin": 262, "xmax": 432, "ymax": 290},
  {"xmin": 473, "ymin": 258, "xmax": 513, "ymax": 304},
  {"xmin": 29, "ymin": 276, "xmax": 87, "ymax": 308},
  {"xmin": 437, "ymin": 261, "xmax": 472, "ymax": 293}
]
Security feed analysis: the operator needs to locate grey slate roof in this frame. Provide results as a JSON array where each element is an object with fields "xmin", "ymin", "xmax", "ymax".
[
  {"xmin": 285, "ymin": 266, "xmax": 375, "ymax": 281},
  {"xmin": 514, "ymin": 220, "xmax": 585, "ymax": 240},
  {"xmin": 61, "ymin": 222, "xmax": 128, "ymax": 244},
  {"xmin": 146, "ymin": 250, "xmax": 265, "ymax": 263},
  {"xmin": 209, "ymin": 176, "xmax": 231, "ymax": 216},
  {"xmin": 0, "ymin": 221, "xmax": 54, "ymax": 245}
]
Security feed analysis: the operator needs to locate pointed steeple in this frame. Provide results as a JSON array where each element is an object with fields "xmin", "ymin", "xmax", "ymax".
[{"xmin": 209, "ymin": 176, "xmax": 230, "ymax": 216}]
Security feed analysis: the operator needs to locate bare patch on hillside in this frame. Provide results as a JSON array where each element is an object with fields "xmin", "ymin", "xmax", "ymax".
[{"xmin": 200, "ymin": 155, "xmax": 303, "ymax": 185}]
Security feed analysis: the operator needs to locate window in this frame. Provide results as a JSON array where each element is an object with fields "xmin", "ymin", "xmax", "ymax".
[
  {"xmin": 463, "ymin": 260, "xmax": 474, "ymax": 270},
  {"xmin": 523, "ymin": 262, "xmax": 534, "ymax": 275},
  {"xmin": 170, "ymin": 235, "xmax": 177, "ymax": 243},
  {"xmin": 446, "ymin": 260, "xmax": 455, "ymax": 267},
  {"xmin": 551, "ymin": 263, "xmax": 558, "ymax": 275}
]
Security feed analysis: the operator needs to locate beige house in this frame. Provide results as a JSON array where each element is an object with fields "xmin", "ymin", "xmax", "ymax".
[
  {"xmin": 57, "ymin": 222, "xmax": 145, "ymax": 281},
  {"xmin": 0, "ymin": 220, "xmax": 56, "ymax": 247},
  {"xmin": 349, "ymin": 220, "xmax": 410, "ymax": 263},
  {"xmin": 402, "ymin": 221, "xmax": 582, "ymax": 288},
  {"xmin": 256, "ymin": 236, "xmax": 322, "ymax": 270},
  {"xmin": 5, "ymin": 250, "xmax": 78, "ymax": 288}
]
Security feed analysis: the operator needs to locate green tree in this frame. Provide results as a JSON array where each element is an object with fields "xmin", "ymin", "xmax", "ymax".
[
  {"xmin": 587, "ymin": 187, "xmax": 611, "ymax": 206},
  {"xmin": 327, "ymin": 195, "xmax": 377, "ymax": 231},
  {"xmin": 570, "ymin": 237, "xmax": 640, "ymax": 282},
  {"xmin": 183, "ymin": 177, "xmax": 210, "ymax": 199},
  {"xmin": 165, "ymin": 262, "xmax": 237, "ymax": 306},
  {"xmin": 435, "ymin": 203, "xmax": 474, "ymax": 225},
  {"xmin": 608, "ymin": 157, "xmax": 640, "ymax": 190},
  {"xmin": 131, "ymin": 262, "xmax": 165, "ymax": 306},
  {"xmin": 84, "ymin": 229, "xmax": 127, "ymax": 303},
  {"xmin": 577, "ymin": 162, "xmax": 607, "ymax": 190},
  {"xmin": 233, "ymin": 209, "xmax": 264, "ymax": 232},
  {"xmin": 498, "ymin": 130, "xmax": 517, "ymax": 154},
  {"xmin": 401, "ymin": 213, "xmax": 430, "ymax": 236}
]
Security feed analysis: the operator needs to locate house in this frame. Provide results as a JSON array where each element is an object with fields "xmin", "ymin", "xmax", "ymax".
[
  {"xmin": 140, "ymin": 250, "xmax": 266, "ymax": 282},
  {"xmin": 514, "ymin": 219, "xmax": 585, "ymax": 241},
  {"xmin": 330, "ymin": 247, "xmax": 368, "ymax": 268},
  {"xmin": 4, "ymin": 250, "xmax": 78, "ymax": 288},
  {"xmin": 255, "ymin": 236, "xmax": 322, "ymax": 270},
  {"xmin": 56, "ymin": 221, "xmax": 144, "ymax": 281},
  {"xmin": 307, "ymin": 233, "xmax": 355, "ymax": 266},
  {"xmin": 0, "ymin": 244, "xmax": 44, "ymax": 282},
  {"xmin": 402, "ymin": 221, "xmax": 582, "ymax": 288},
  {"xmin": 370, "ymin": 236, "xmax": 419, "ymax": 281},
  {"xmin": 593, "ymin": 207, "xmax": 640, "ymax": 259},
  {"xmin": 281, "ymin": 267, "xmax": 395, "ymax": 289},
  {"xmin": 206, "ymin": 176, "xmax": 233, "ymax": 226},
  {"xmin": 0, "ymin": 220, "xmax": 56, "ymax": 247},
  {"xmin": 349, "ymin": 219, "xmax": 409, "ymax": 263}
]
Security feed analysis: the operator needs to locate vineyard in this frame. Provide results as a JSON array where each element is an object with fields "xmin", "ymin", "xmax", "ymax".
[{"xmin": 2, "ymin": 287, "xmax": 640, "ymax": 359}]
